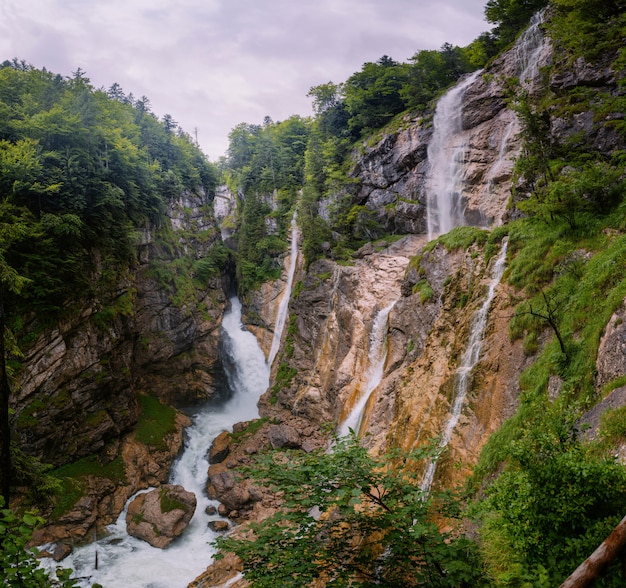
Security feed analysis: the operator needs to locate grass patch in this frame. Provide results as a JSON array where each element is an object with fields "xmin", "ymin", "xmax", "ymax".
[
  {"xmin": 135, "ymin": 395, "xmax": 178, "ymax": 451},
  {"xmin": 50, "ymin": 454, "xmax": 126, "ymax": 518},
  {"xmin": 159, "ymin": 487, "xmax": 188, "ymax": 513}
]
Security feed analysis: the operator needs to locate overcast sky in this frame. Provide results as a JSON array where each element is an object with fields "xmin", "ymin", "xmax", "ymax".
[{"xmin": 0, "ymin": 0, "xmax": 489, "ymax": 160}]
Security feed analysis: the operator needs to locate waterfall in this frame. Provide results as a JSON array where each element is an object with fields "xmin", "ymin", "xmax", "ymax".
[
  {"xmin": 483, "ymin": 10, "xmax": 548, "ymax": 203},
  {"xmin": 516, "ymin": 9, "xmax": 548, "ymax": 86},
  {"xmin": 421, "ymin": 238, "xmax": 508, "ymax": 493},
  {"xmin": 44, "ymin": 297, "xmax": 269, "ymax": 588},
  {"xmin": 338, "ymin": 302, "xmax": 395, "ymax": 437},
  {"xmin": 267, "ymin": 212, "xmax": 299, "ymax": 368},
  {"xmin": 425, "ymin": 70, "xmax": 482, "ymax": 241}
]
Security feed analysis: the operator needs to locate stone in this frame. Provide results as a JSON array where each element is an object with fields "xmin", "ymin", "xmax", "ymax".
[
  {"xmin": 52, "ymin": 543, "xmax": 72, "ymax": 562},
  {"xmin": 267, "ymin": 424, "xmax": 301, "ymax": 449},
  {"xmin": 208, "ymin": 430, "xmax": 231, "ymax": 464},
  {"xmin": 208, "ymin": 520, "xmax": 230, "ymax": 532},
  {"xmin": 205, "ymin": 505, "xmax": 217, "ymax": 515},
  {"xmin": 126, "ymin": 485, "xmax": 197, "ymax": 549},
  {"xmin": 596, "ymin": 299, "xmax": 626, "ymax": 389}
]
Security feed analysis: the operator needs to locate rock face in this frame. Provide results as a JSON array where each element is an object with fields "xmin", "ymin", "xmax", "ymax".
[
  {"xmin": 126, "ymin": 485, "xmax": 197, "ymax": 549},
  {"xmin": 596, "ymin": 298, "xmax": 626, "ymax": 389},
  {"xmin": 348, "ymin": 22, "xmax": 552, "ymax": 237},
  {"xmin": 12, "ymin": 190, "xmax": 227, "ymax": 467}
]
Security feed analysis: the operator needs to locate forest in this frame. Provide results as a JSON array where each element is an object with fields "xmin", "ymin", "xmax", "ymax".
[{"xmin": 2, "ymin": 0, "xmax": 626, "ymax": 586}]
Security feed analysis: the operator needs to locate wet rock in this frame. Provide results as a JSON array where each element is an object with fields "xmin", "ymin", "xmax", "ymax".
[
  {"xmin": 208, "ymin": 520, "xmax": 230, "ymax": 532},
  {"xmin": 126, "ymin": 485, "xmax": 196, "ymax": 549},
  {"xmin": 52, "ymin": 543, "xmax": 72, "ymax": 562},
  {"xmin": 208, "ymin": 430, "xmax": 232, "ymax": 464}
]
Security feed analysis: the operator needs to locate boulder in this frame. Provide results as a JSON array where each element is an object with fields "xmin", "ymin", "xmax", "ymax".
[
  {"xmin": 267, "ymin": 424, "xmax": 301, "ymax": 449},
  {"xmin": 208, "ymin": 430, "xmax": 231, "ymax": 464},
  {"xmin": 126, "ymin": 485, "xmax": 196, "ymax": 548}
]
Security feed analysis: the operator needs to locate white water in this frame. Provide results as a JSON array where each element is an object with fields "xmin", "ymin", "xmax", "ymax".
[
  {"xmin": 45, "ymin": 297, "xmax": 269, "ymax": 588},
  {"xmin": 516, "ymin": 10, "xmax": 548, "ymax": 86},
  {"xmin": 483, "ymin": 11, "xmax": 548, "ymax": 201},
  {"xmin": 421, "ymin": 238, "xmax": 508, "ymax": 493},
  {"xmin": 425, "ymin": 70, "xmax": 482, "ymax": 241},
  {"xmin": 267, "ymin": 212, "xmax": 299, "ymax": 368},
  {"xmin": 338, "ymin": 302, "xmax": 395, "ymax": 437}
]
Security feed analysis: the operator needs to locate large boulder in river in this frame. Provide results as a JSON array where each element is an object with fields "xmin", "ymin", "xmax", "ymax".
[{"xmin": 126, "ymin": 485, "xmax": 196, "ymax": 548}]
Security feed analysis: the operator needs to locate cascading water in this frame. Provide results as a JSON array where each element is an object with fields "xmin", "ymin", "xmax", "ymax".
[
  {"xmin": 483, "ymin": 10, "xmax": 548, "ymax": 200},
  {"xmin": 425, "ymin": 70, "xmax": 482, "ymax": 241},
  {"xmin": 516, "ymin": 9, "xmax": 548, "ymax": 86},
  {"xmin": 44, "ymin": 297, "xmax": 269, "ymax": 588},
  {"xmin": 421, "ymin": 238, "xmax": 508, "ymax": 494},
  {"xmin": 338, "ymin": 302, "xmax": 395, "ymax": 437},
  {"xmin": 267, "ymin": 212, "xmax": 299, "ymax": 368}
]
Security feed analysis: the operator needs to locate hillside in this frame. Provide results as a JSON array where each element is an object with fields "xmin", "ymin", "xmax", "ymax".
[{"xmin": 1, "ymin": 0, "xmax": 626, "ymax": 587}]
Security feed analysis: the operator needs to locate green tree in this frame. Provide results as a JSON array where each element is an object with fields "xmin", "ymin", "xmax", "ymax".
[
  {"xmin": 476, "ymin": 405, "xmax": 626, "ymax": 586},
  {"xmin": 343, "ymin": 56, "xmax": 409, "ymax": 136},
  {"xmin": 216, "ymin": 434, "xmax": 490, "ymax": 587},
  {"xmin": 485, "ymin": 0, "xmax": 549, "ymax": 48},
  {"xmin": 0, "ymin": 497, "xmax": 78, "ymax": 587}
]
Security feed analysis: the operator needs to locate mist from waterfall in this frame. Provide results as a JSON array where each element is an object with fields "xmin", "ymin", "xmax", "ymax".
[
  {"xmin": 43, "ymin": 297, "xmax": 269, "ymax": 588},
  {"xmin": 421, "ymin": 238, "xmax": 508, "ymax": 494},
  {"xmin": 338, "ymin": 302, "xmax": 395, "ymax": 437},
  {"xmin": 425, "ymin": 70, "xmax": 482, "ymax": 241},
  {"xmin": 268, "ymin": 212, "xmax": 299, "ymax": 368}
]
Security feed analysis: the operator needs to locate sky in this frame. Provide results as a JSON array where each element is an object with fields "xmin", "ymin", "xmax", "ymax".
[{"xmin": 0, "ymin": 0, "xmax": 489, "ymax": 161}]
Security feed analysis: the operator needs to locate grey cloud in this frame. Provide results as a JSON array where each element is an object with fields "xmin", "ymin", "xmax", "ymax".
[{"xmin": 0, "ymin": 0, "xmax": 488, "ymax": 158}]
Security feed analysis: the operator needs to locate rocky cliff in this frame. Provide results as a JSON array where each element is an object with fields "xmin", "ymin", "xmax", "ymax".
[
  {"xmin": 12, "ymin": 189, "xmax": 231, "ymax": 543},
  {"xmin": 210, "ymin": 5, "xmax": 626, "ymax": 531}
]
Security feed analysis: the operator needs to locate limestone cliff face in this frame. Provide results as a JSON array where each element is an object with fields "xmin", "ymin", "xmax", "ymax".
[
  {"xmin": 350, "ymin": 17, "xmax": 552, "ymax": 236},
  {"xmin": 12, "ymin": 190, "xmax": 227, "ymax": 468},
  {"xmin": 253, "ymin": 15, "xmax": 624, "ymax": 491}
]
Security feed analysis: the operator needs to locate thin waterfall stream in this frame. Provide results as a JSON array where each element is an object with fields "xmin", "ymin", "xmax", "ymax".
[
  {"xmin": 420, "ymin": 238, "xmax": 508, "ymax": 494},
  {"xmin": 268, "ymin": 212, "xmax": 299, "ymax": 368},
  {"xmin": 338, "ymin": 302, "xmax": 395, "ymax": 438},
  {"xmin": 44, "ymin": 297, "xmax": 269, "ymax": 588}
]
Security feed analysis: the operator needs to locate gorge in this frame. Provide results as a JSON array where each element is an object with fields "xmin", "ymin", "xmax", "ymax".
[{"xmin": 3, "ymin": 1, "xmax": 626, "ymax": 586}]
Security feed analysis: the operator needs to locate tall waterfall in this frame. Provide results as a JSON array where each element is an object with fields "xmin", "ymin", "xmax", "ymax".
[
  {"xmin": 425, "ymin": 70, "xmax": 482, "ymax": 241},
  {"xmin": 338, "ymin": 302, "xmax": 395, "ymax": 437},
  {"xmin": 268, "ymin": 212, "xmax": 299, "ymax": 368},
  {"xmin": 46, "ymin": 297, "xmax": 269, "ymax": 588},
  {"xmin": 421, "ymin": 238, "xmax": 508, "ymax": 493}
]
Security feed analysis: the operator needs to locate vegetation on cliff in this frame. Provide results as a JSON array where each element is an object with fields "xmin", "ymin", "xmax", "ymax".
[
  {"xmin": 216, "ymin": 434, "xmax": 490, "ymax": 588},
  {"xmin": 0, "ymin": 60, "xmax": 218, "ymax": 506},
  {"xmin": 220, "ymin": 0, "xmax": 626, "ymax": 586}
]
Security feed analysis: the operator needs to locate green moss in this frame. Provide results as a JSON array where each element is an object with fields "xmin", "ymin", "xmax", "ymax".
[
  {"xmin": 159, "ymin": 487, "xmax": 188, "ymax": 513},
  {"xmin": 230, "ymin": 417, "xmax": 270, "ymax": 443},
  {"xmin": 50, "ymin": 454, "xmax": 126, "ymax": 518},
  {"xmin": 135, "ymin": 394, "xmax": 178, "ymax": 451},
  {"xmin": 412, "ymin": 278, "xmax": 434, "ymax": 303}
]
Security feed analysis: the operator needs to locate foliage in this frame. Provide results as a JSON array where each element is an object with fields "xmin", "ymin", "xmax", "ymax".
[
  {"xmin": 484, "ymin": 0, "xmax": 549, "ymax": 48},
  {"xmin": 474, "ymin": 403, "xmax": 626, "ymax": 586},
  {"xmin": 216, "ymin": 434, "xmax": 491, "ymax": 588},
  {"xmin": 0, "ymin": 61, "xmax": 218, "ymax": 318},
  {"xmin": 0, "ymin": 497, "xmax": 78, "ymax": 587}
]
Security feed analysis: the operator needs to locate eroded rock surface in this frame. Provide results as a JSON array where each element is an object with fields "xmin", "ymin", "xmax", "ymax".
[{"xmin": 126, "ymin": 485, "xmax": 197, "ymax": 549}]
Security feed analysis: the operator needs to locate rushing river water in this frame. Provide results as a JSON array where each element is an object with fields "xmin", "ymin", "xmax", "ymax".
[{"xmin": 44, "ymin": 296, "xmax": 269, "ymax": 588}]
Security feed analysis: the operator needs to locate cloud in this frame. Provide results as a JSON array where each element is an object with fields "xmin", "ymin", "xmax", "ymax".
[{"xmin": 0, "ymin": 0, "xmax": 488, "ymax": 159}]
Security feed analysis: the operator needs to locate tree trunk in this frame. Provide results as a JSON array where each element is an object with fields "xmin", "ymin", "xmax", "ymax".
[
  {"xmin": 560, "ymin": 515, "xmax": 626, "ymax": 587},
  {"xmin": 0, "ymin": 284, "xmax": 11, "ymax": 504}
]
